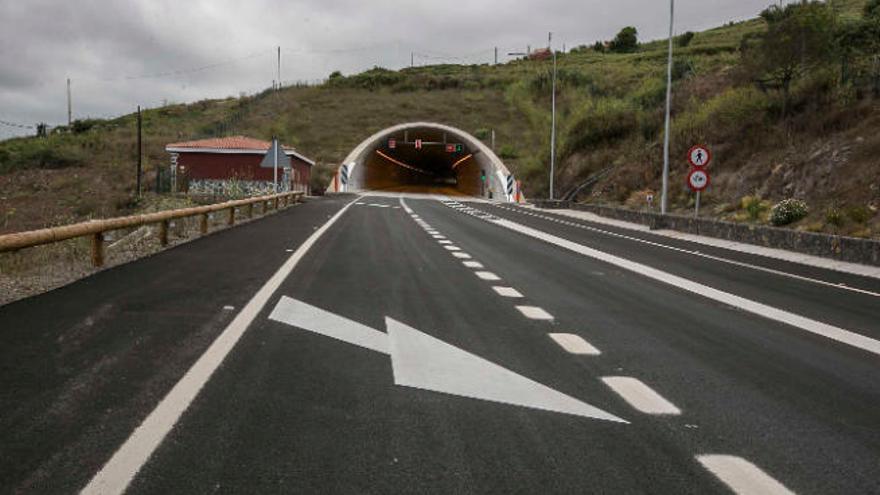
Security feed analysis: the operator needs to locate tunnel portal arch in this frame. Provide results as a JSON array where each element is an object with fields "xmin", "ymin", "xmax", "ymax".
[{"xmin": 330, "ymin": 122, "xmax": 522, "ymax": 201}]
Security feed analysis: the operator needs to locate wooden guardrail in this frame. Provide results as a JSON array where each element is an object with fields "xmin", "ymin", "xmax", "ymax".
[{"xmin": 0, "ymin": 191, "xmax": 303, "ymax": 267}]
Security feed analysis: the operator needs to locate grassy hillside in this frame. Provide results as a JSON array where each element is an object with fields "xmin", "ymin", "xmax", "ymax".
[{"xmin": 1, "ymin": 0, "xmax": 878, "ymax": 239}]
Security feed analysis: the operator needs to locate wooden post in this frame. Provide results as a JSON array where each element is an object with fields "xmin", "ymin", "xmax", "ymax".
[
  {"xmin": 247, "ymin": 203, "xmax": 254, "ymax": 218},
  {"xmin": 227, "ymin": 207, "xmax": 235, "ymax": 226},
  {"xmin": 274, "ymin": 197, "xmax": 280, "ymax": 210},
  {"xmin": 200, "ymin": 213, "xmax": 209, "ymax": 235},
  {"xmin": 91, "ymin": 232, "xmax": 104, "ymax": 267},
  {"xmin": 158, "ymin": 220, "xmax": 169, "ymax": 246},
  {"xmin": 264, "ymin": 200, "xmax": 270, "ymax": 213}
]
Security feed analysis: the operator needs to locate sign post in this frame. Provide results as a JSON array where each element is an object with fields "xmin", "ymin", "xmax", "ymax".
[{"xmin": 686, "ymin": 145, "xmax": 711, "ymax": 217}]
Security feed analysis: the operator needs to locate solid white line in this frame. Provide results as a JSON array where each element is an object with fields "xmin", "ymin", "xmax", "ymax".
[
  {"xmin": 453, "ymin": 252, "xmax": 472, "ymax": 259},
  {"xmin": 492, "ymin": 286, "xmax": 523, "ymax": 298},
  {"xmin": 81, "ymin": 196, "xmax": 362, "ymax": 495},
  {"xmin": 463, "ymin": 261, "xmax": 485, "ymax": 268},
  {"xmin": 697, "ymin": 455, "xmax": 795, "ymax": 495},
  {"xmin": 549, "ymin": 333, "xmax": 601, "ymax": 355},
  {"xmin": 515, "ymin": 305, "xmax": 554, "ymax": 320},
  {"xmin": 475, "ymin": 271, "xmax": 501, "ymax": 281},
  {"xmin": 490, "ymin": 217, "xmax": 880, "ymax": 357},
  {"xmin": 601, "ymin": 377, "xmax": 681, "ymax": 415}
]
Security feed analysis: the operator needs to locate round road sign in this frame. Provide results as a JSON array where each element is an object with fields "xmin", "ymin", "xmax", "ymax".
[
  {"xmin": 687, "ymin": 168, "xmax": 710, "ymax": 192},
  {"xmin": 688, "ymin": 145, "xmax": 711, "ymax": 168}
]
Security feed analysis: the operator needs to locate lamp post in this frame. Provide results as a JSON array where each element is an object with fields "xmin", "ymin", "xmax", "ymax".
[
  {"xmin": 661, "ymin": 0, "xmax": 675, "ymax": 215},
  {"xmin": 550, "ymin": 47, "xmax": 557, "ymax": 200}
]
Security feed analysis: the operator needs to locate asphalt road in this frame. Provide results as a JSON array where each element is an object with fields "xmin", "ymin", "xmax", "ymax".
[{"xmin": 1, "ymin": 194, "xmax": 878, "ymax": 494}]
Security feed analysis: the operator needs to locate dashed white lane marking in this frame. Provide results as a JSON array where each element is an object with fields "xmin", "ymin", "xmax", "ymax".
[
  {"xmin": 222, "ymin": 305, "xmax": 235, "ymax": 311},
  {"xmin": 453, "ymin": 252, "xmax": 472, "ymax": 259},
  {"xmin": 475, "ymin": 271, "xmax": 501, "ymax": 281},
  {"xmin": 438, "ymin": 240, "xmax": 453, "ymax": 245},
  {"xmin": 601, "ymin": 377, "xmax": 681, "ymax": 415},
  {"xmin": 82, "ymin": 196, "xmax": 363, "ymax": 495},
  {"xmin": 463, "ymin": 261, "xmax": 485, "ymax": 268},
  {"xmin": 515, "ymin": 305, "xmax": 554, "ymax": 320},
  {"xmin": 444, "ymin": 245, "xmax": 461, "ymax": 251},
  {"xmin": 697, "ymin": 455, "xmax": 795, "ymax": 495},
  {"xmin": 492, "ymin": 286, "xmax": 524, "ymax": 298},
  {"xmin": 432, "ymin": 235, "xmax": 446, "ymax": 239},
  {"xmin": 488, "ymin": 217, "xmax": 880, "ymax": 357},
  {"xmin": 549, "ymin": 333, "xmax": 601, "ymax": 355}
]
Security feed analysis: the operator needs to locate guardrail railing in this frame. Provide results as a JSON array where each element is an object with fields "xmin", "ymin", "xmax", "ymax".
[{"xmin": 0, "ymin": 191, "xmax": 303, "ymax": 267}]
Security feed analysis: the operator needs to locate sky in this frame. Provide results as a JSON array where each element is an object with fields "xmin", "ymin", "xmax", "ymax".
[{"xmin": 0, "ymin": 0, "xmax": 784, "ymax": 140}]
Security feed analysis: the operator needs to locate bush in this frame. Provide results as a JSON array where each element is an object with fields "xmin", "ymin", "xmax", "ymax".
[
  {"xmin": 609, "ymin": 27, "xmax": 638, "ymax": 53},
  {"xmin": 770, "ymin": 198, "xmax": 809, "ymax": 226},
  {"xmin": 741, "ymin": 195, "xmax": 771, "ymax": 221},
  {"xmin": 846, "ymin": 205, "xmax": 872, "ymax": 223},
  {"xmin": 498, "ymin": 145, "xmax": 519, "ymax": 159},
  {"xmin": 473, "ymin": 128, "xmax": 490, "ymax": 140},
  {"xmin": 826, "ymin": 205, "xmax": 844, "ymax": 226},
  {"xmin": 678, "ymin": 31, "xmax": 695, "ymax": 47},
  {"xmin": 561, "ymin": 98, "xmax": 638, "ymax": 157}
]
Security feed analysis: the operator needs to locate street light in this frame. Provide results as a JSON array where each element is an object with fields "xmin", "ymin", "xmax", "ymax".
[
  {"xmin": 550, "ymin": 47, "xmax": 557, "ymax": 200},
  {"xmin": 661, "ymin": 0, "xmax": 675, "ymax": 215}
]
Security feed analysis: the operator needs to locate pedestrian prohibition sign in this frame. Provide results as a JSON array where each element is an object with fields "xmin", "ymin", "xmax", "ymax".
[{"xmin": 688, "ymin": 145, "xmax": 711, "ymax": 168}]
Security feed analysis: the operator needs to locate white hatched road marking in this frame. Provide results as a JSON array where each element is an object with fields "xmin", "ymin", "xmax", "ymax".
[
  {"xmin": 601, "ymin": 377, "xmax": 681, "ymax": 415},
  {"xmin": 453, "ymin": 252, "xmax": 472, "ymax": 259},
  {"xmin": 475, "ymin": 271, "xmax": 502, "ymax": 281},
  {"xmin": 463, "ymin": 261, "xmax": 485, "ymax": 268}
]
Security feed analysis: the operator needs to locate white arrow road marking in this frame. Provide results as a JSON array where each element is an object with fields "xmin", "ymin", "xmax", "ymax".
[
  {"xmin": 269, "ymin": 297, "xmax": 389, "ymax": 355},
  {"xmin": 268, "ymin": 298, "xmax": 626, "ymax": 423},
  {"xmin": 697, "ymin": 455, "xmax": 795, "ymax": 495},
  {"xmin": 385, "ymin": 318, "xmax": 626, "ymax": 422}
]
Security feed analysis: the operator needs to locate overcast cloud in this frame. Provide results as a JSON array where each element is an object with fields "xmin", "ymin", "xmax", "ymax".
[{"xmin": 0, "ymin": 0, "xmax": 782, "ymax": 140}]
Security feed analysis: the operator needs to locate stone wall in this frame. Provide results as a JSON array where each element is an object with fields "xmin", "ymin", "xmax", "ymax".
[{"xmin": 533, "ymin": 200, "xmax": 880, "ymax": 267}]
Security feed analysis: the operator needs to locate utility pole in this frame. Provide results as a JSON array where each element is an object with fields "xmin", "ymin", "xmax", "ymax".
[
  {"xmin": 136, "ymin": 106, "xmax": 142, "ymax": 197},
  {"xmin": 67, "ymin": 78, "xmax": 72, "ymax": 125},
  {"xmin": 277, "ymin": 46, "xmax": 281, "ymax": 90},
  {"xmin": 494, "ymin": 47, "xmax": 498, "ymax": 65},
  {"xmin": 411, "ymin": 52, "xmax": 414, "ymax": 68},
  {"xmin": 550, "ymin": 42, "xmax": 557, "ymax": 200},
  {"xmin": 661, "ymin": 0, "xmax": 675, "ymax": 215}
]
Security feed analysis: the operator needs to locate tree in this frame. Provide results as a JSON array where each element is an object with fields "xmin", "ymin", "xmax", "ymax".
[
  {"xmin": 678, "ymin": 31, "xmax": 695, "ymax": 48},
  {"xmin": 741, "ymin": 1, "xmax": 836, "ymax": 116},
  {"xmin": 609, "ymin": 27, "xmax": 638, "ymax": 53},
  {"xmin": 592, "ymin": 41, "xmax": 606, "ymax": 53}
]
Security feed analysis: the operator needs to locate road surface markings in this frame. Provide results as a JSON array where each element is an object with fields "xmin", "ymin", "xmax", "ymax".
[
  {"xmin": 494, "ymin": 205, "xmax": 880, "ymax": 297},
  {"xmin": 515, "ymin": 305, "xmax": 554, "ymax": 320},
  {"xmin": 453, "ymin": 252, "xmax": 472, "ymax": 259},
  {"xmin": 444, "ymin": 245, "xmax": 461, "ymax": 251},
  {"xmin": 463, "ymin": 261, "xmax": 485, "ymax": 268},
  {"xmin": 492, "ymin": 286, "xmax": 524, "ymax": 298},
  {"xmin": 222, "ymin": 305, "xmax": 235, "ymax": 311},
  {"xmin": 269, "ymin": 296, "xmax": 389, "ymax": 354},
  {"xmin": 549, "ymin": 333, "xmax": 601, "ymax": 355},
  {"xmin": 81, "ymin": 196, "xmax": 363, "ymax": 495},
  {"xmin": 438, "ymin": 240, "xmax": 452, "ymax": 245},
  {"xmin": 432, "ymin": 235, "xmax": 446, "ymax": 239},
  {"xmin": 697, "ymin": 455, "xmax": 795, "ymax": 495},
  {"xmin": 268, "ymin": 297, "xmax": 626, "ymax": 422},
  {"xmin": 475, "ymin": 271, "xmax": 501, "ymax": 281},
  {"xmin": 479, "ymin": 215, "xmax": 880, "ymax": 357},
  {"xmin": 601, "ymin": 377, "xmax": 681, "ymax": 415}
]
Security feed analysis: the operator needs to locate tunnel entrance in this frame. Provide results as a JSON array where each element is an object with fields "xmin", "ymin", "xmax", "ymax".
[{"xmin": 331, "ymin": 122, "xmax": 520, "ymax": 201}]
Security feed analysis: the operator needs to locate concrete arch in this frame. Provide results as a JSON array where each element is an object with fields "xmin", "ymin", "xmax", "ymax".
[{"xmin": 330, "ymin": 122, "xmax": 522, "ymax": 201}]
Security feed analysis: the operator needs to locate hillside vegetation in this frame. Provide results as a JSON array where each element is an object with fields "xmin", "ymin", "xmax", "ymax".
[{"xmin": 1, "ymin": 0, "xmax": 878, "ymax": 239}]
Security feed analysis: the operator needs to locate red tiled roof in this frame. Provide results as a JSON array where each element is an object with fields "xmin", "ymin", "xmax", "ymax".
[{"xmin": 166, "ymin": 136, "xmax": 292, "ymax": 151}]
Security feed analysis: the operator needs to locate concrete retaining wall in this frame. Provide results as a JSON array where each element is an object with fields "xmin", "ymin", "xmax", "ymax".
[{"xmin": 533, "ymin": 200, "xmax": 880, "ymax": 267}]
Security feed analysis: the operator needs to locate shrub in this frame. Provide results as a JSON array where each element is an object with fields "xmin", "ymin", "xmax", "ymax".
[
  {"xmin": 741, "ymin": 195, "xmax": 770, "ymax": 221},
  {"xmin": 846, "ymin": 205, "xmax": 872, "ymax": 223},
  {"xmin": 498, "ymin": 145, "xmax": 519, "ymax": 159},
  {"xmin": 770, "ymin": 198, "xmax": 809, "ymax": 226},
  {"xmin": 826, "ymin": 205, "xmax": 844, "ymax": 226},
  {"xmin": 678, "ymin": 31, "xmax": 695, "ymax": 47},
  {"xmin": 473, "ymin": 128, "xmax": 490, "ymax": 140},
  {"xmin": 561, "ymin": 98, "xmax": 638, "ymax": 157},
  {"xmin": 609, "ymin": 27, "xmax": 639, "ymax": 53}
]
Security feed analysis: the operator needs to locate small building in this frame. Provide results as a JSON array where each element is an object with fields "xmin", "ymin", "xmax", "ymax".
[{"xmin": 165, "ymin": 136, "xmax": 314, "ymax": 196}]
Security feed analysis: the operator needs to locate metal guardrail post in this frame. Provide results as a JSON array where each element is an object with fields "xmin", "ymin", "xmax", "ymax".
[
  {"xmin": 227, "ymin": 208, "xmax": 235, "ymax": 226},
  {"xmin": 158, "ymin": 220, "xmax": 169, "ymax": 246},
  {"xmin": 200, "ymin": 213, "xmax": 209, "ymax": 235},
  {"xmin": 247, "ymin": 203, "xmax": 254, "ymax": 218}
]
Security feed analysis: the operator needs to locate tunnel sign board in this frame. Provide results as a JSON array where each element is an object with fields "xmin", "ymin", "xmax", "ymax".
[
  {"xmin": 446, "ymin": 143, "xmax": 464, "ymax": 153},
  {"xmin": 688, "ymin": 145, "xmax": 711, "ymax": 168},
  {"xmin": 415, "ymin": 139, "xmax": 423, "ymax": 150},
  {"xmin": 687, "ymin": 168, "xmax": 710, "ymax": 192},
  {"xmin": 388, "ymin": 138, "xmax": 396, "ymax": 149}
]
